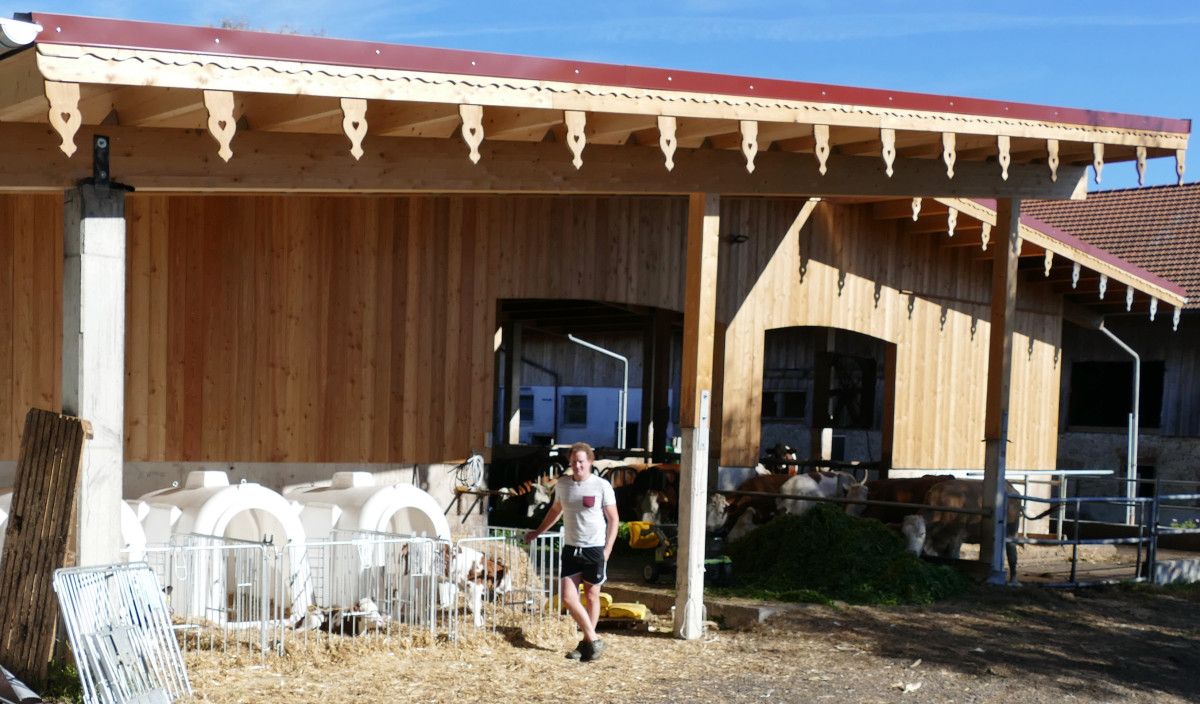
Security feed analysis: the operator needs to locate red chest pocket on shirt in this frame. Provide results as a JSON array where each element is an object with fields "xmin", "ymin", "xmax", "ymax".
[{"xmin": 582, "ymin": 495, "xmax": 596, "ymax": 508}]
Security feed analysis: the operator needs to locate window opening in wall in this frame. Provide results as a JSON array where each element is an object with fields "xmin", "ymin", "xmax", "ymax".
[
  {"xmin": 1066, "ymin": 360, "xmax": 1164, "ymax": 430},
  {"xmin": 762, "ymin": 390, "xmax": 808, "ymax": 421},
  {"xmin": 563, "ymin": 394, "xmax": 588, "ymax": 426},
  {"xmin": 519, "ymin": 393, "xmax": 535, "ymax": 425},
  {"xmin": 1135, "ymin": 464, "xmax": 1157, "ymax": 499}
]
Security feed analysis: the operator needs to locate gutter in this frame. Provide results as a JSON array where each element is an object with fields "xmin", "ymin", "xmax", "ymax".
[{"xmin": 0, "ymin": 15, "xmax": 40, "ymax": 54}]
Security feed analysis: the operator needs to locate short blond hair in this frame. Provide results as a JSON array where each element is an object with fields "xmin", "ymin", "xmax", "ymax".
[{"xmin": 568, "ymin": 442, "xmax": 594, "ymax": 461}]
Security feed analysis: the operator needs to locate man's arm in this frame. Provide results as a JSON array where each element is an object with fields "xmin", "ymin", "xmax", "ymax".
[
  {"xmin": 523, "ymin": 502, "xmax": 563, "ymax": 544},
  {"xmin": 602, "ymin": 503, "xmax": 620, "ymax": 560}
]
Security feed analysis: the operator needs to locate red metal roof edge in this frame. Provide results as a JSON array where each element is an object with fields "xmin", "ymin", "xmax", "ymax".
[
  {"xmin": 973, "ymin": 198, "xmax": 1189, "ymax": 300},
  {"xmin": 27, "ymin": 12, "xmax": 1191, "ymax": 136}
]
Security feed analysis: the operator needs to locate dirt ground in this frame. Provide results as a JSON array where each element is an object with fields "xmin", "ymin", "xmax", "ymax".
[{"xmin": 180, "ymin": 581, "xmax": 1200, "ymax": 704}]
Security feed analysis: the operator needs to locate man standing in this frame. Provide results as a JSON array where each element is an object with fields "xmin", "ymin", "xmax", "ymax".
[{"xmin": 524, "ymin": 442, "xmax": 619, "ymax": 662}]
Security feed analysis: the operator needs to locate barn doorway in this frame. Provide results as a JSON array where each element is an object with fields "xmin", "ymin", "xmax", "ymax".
[{"xmin": 760, "ymin": 327, "xmax": 895, "ymax": 474}]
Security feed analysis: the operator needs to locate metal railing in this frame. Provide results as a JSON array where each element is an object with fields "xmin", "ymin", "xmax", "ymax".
[{"xmin": 130, "ymin": 528, "xmax": 566, "ymax": 665}]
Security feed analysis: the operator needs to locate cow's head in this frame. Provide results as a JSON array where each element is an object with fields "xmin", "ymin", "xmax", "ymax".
[
  {"xmin": 901, "ymin": 514, "xmax": 926, "ymax": 555},
  {"xmin": 706, "ymin": 494, "xmax": 729, "ymax": 534},
  {"xmin": 844, "ymin": 483, "xmax": 869, "ymax": 516}
]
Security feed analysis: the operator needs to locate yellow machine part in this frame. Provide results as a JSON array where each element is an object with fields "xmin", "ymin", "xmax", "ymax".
[
  {"xmin": 605, "ymin": 602, "xmax": 648, "ymax": 620},
  {"xmin": 627, "ymin": 521, "xmax": 661, "ymax": 549}
]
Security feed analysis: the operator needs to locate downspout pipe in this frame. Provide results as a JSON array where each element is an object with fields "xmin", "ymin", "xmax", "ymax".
[
  {"xmin": 568, "ymin": 334, "xmax": 628, "ymax": 450},
  {"xmin": 1097, "ymin": 321, "xmax": 1140, "ymax": 525}
]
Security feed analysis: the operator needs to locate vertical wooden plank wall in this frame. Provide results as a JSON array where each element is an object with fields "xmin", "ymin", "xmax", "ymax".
[
  {"xmin": 1, "ymin": 192, "xmax": 1066, "ymax": 471},
  {"xmin": 122, "ymin": 194, "xmax": 689, "ymax": 464},
  {"xmin": 0, "ymin": 194, "xmax": 62, "ymax": 459},
  {"xmin": 718, "ymin": 199, "xmax": 1063, "ymax": 470}
]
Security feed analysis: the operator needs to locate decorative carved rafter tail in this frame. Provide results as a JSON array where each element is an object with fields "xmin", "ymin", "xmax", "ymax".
[
  {"xmin": 1126, "ymin": 285, "xmax": 1135, "ymax": 312},
  {"xmin": 565, "ymin": 110, "xmax": 586, "ymax": 169},
  {"xmin": 946, "ymin": 208, "xmax": 957, "ymax": 237},
  {"xmin": 341, "ymin": 98, "xmax": 368, "ymax": 160},
  {"xmin": 1093, "ymin": 143, "xmax": 1105, "ymax": 184},
  {"xmin": 1098, "ymin": 274, "xmax": 1108, "ymax": 300},
  {"xmin": 740, "ymin": 120, "xmax": 758, "ymax": 173},
  {"xmin": 1136, "ymin": 146, "xmax": 1148, "ymax": 186},
  {"xmin": 658, "ymin": 115, "xmax": 677, "ymax": 171},
  {"xmin": 1047, "ymin": 139, "xmax": 1060, "ymax": 182},
  {"xmin": 460, "ymin": 104, "xmax": 484, "ymax": 164},
  {"xmin": 1071, "ymin": 261, "xmax": 1081, "ymax": 289},
  {"xmin": 881, "ymin": 127, "xmax": 896, "ymax": 177},
  {"xmin": 942, "ymin": 132, "xmax": 956, "ymax": 179},
  {"xmin": 1174, "ymin": 306, "xmax": 1182, "ymax": 331},
  {"xmin": 997, "ymin": 135, "xmax": 1011, "ymax": 181},
  {"xmin": 813, "ymin": 124, "xmax": 830, "ymax": 175},
  {"xmin": 1043, "ymin": 249, "xmax": 1053, "ymax": 275},
  {"xmin": 45, "ymin": 80, "xmax": 81, "ymax": 157},
  {"xmin": 203, "ymin": 90, "xmax": 237, "ymax": 162},
  {"xmin": 981, "ymin": 222, "xmax": 992, "ymax": 251},
  {"xmin": 1149, "ymin": 297, "xmax": 1158, "ymax": 321},
  {"xmin": 911, "ymin": 197, "xmax": 922, "ymax": 221},
  {"xmin": 1177, "ymin": 149, "xmax": 1187, "ymax": 186}
]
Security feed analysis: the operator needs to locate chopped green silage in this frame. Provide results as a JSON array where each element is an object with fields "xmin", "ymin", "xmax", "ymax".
[{"xmin": 716, "ymin": 503, "xmax": 974, "ymax": 605}]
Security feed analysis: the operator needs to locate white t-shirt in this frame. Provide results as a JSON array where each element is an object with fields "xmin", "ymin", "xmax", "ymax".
[{"xmin": 556, "ymin": 473, "xmax": 616, "ymax": 547}]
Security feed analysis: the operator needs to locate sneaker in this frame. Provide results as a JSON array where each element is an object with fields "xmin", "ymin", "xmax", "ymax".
[
  {"xmin": 565, "ymin": 639, "xmax": 587, "ymax": 660},
  {"xmin": 582, "ymin": 638, "xmax": 607, "ymax": 662}
]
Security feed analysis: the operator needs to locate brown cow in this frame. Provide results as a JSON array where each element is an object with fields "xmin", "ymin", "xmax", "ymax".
[
  {"xmin": 905, "ymin": 479, "xmax": 1023, "ymax": 584},
  {"xmin": 844, "ymin": 475, "xmax": 959, "ymax": 523},
  {"xmin": 717, "ymin": 473, "xmax": 793, "ymax": 537}
]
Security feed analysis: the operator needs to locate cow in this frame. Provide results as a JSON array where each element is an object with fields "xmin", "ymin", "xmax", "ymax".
[
  {"xmin": 716, "ymin": 473, "xmax": 793, "ymax": 538},
  {"xmin": 614, "ymin": 464, "xmax": 680, "ymax": 524},
  {"xmin": 903, "ymin": 479, "xmax": 1023, "ymax": 584},
  {"xmin": 844, "ymin": 475, "xmax": 959, "ymax": 523},
  {"xmin": 776, "ymin": 470, "xmax": 861, "ymax": 516}
]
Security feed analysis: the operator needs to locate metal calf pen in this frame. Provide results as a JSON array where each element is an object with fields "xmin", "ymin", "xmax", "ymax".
[{"xmin": 136, "ymin": 529, "xmax": 564, "ymax": 664}]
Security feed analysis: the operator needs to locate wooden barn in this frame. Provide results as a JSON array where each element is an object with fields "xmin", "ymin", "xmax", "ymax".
[
  {"xmin": 1025, "ymin": 185, "xmax": 1200, "ymax": 521},
  {"xmin": 0, "ymin": 12, "xmax": 1190, "ymax": 636}
]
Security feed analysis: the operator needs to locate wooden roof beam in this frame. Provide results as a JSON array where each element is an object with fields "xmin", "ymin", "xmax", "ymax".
[
  {"xmin": 366, "ymin": 101, "xmax": 461, "ymax": 138},
  {"xmin": 0, "ymin": 50, "xmax": 47, "ymax": 121},
  {"xmin": 484, "ymin": 107, "xmax": 563, "ymax": 141},
  {"xmin": 108, "ymin": 86, "xmax": 207, "ymax": 128},
  {"xmin": 240, "ymin": 94, "xmax": 342, "ymax": 133},
  {"xmin": 0, "ymin": 121, "xmax": 1090, "ymax": 198},
  {"xmin": 585, "ymin": 113, "xmax": 659, "ymax": 145},
  {"xmin": 674, "ymin": 118, "xmax": 740, "ymax": 148}
]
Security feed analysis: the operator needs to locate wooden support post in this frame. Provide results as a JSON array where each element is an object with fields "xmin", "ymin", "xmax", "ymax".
[
  {"xmin": 879, "ymin": 343, "xmax": 898, "ymax": 478},
  {"xmin": 982, "ymin": 198, "xmax": 1020, "ymax": 583},
  {"xmin": 674, "ymin": 193, "xmax": 719, "ymax": 640},
  {"xmin": 62, "ymin": 183, "xmax": 126, "ymax": 567},
  {"xmin": 0, "ymin": 409, "xmax": 88, "ymax": 688},
  {"xmin": 644, "ymin": 308, "xmax": 674, "ymax": 461},
  {"xmin": 501, "ymin": 320, "xmax": 523, "ymax": 445}
]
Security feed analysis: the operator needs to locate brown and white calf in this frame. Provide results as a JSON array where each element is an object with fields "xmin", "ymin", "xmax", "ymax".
[{"xmin": 902, "ymin": 479, "xmax": 1023, "ymax": 584}]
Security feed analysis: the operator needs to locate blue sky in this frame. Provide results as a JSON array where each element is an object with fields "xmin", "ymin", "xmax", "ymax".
[{"xmin": 22, "ymin": 1, "xmax": 1200, "ymax": 190}]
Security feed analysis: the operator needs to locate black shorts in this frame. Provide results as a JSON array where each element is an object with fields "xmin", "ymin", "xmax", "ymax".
[{"xmin": 561, "ymin": 545, "xmax": 607, "ymax": 585}]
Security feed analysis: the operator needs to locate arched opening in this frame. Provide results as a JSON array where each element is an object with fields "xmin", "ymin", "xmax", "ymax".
[{"xmin": 760, "ymin": 326, "xmax": 896, "ymax": 474}]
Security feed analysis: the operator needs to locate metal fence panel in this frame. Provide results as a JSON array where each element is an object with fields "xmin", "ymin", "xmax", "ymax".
[{"xmin": 53, "ymin": 562, "xmax": 192, "ymax": 704}]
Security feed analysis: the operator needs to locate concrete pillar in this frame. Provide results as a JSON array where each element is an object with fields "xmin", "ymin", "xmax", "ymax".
[{"xmin": 62, "ymin": 183, "xmax": 126, "ymax": 567}]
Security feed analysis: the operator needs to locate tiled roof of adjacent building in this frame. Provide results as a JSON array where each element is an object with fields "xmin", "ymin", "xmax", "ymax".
[{"xmin": 1025, "ymin": 184, "xmax": 1200, "ymax": 309}]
